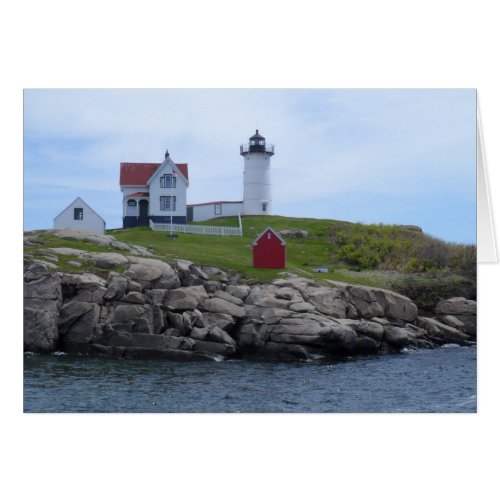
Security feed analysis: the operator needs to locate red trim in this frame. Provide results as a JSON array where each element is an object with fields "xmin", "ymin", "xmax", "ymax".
[{"xmin": 127, "ymin": 192, "xmax": 149, "ymax": 198}]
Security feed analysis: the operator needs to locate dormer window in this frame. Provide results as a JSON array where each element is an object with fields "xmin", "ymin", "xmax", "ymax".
[{"xmin": 160, "ymin": 174, "xmax": 176, "ymax": 188}]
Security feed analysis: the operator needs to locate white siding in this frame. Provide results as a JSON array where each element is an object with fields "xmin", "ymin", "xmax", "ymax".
[
  {"xmin": 54, "ymin": 198, "xmax": 106, "ymax": 234},
  {"xmin": 149, "ymin": 161, "xmax": 187, "ymax": 218},
  {"xmin": 242, "ymin": 152, "xmax": 272, "ymax": 215},
  {"xmin": 121, "ymin": 187, "xmax": 148, "ymax": 218},
  {"xmin": 191, "ymin": 202, "xmax": 243, "ymax": 222}
]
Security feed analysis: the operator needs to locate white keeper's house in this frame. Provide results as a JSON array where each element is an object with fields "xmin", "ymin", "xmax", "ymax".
[
  {"xmin": 120, "ymin": 151, "xmax": 189, "ymax": 228},
  {"xmin": 119, "ymin": 130, "xmax": 274, "ymax": 228},
  {"xmin": 53, "ymin": 196, "xmax": 106, "ymax": 234}
]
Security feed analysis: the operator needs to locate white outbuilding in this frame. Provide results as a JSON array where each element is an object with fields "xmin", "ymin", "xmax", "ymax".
[{"xmin": 53, "ymin": 197, "xmax": 106, "ymax": 234}]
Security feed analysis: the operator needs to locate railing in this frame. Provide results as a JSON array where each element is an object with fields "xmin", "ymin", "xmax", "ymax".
[
  {"xmin": 150, "ymin": 219, "xmax": 243, "ymax": 236},
  {"xmin": 240, "ymin": 143, "xmax": 274, "ymax": 154}
]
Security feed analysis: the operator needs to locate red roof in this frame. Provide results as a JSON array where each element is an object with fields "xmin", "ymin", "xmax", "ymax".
[{"xmin": 120, "ymin": 162, "xmax": 189, "ymax": 185}]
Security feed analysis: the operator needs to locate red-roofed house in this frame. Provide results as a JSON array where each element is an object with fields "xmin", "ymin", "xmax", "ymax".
[{"xmin": 120, "ymin": 151, "xmax": 189, "ymax": 228}]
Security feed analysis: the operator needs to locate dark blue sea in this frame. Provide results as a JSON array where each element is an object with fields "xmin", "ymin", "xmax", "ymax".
[{"xmin": 23, "ymin": 345, "xmax": 476, "ymax": 413}]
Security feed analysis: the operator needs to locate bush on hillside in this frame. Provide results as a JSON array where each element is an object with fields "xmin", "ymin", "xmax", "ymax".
[{"xmin": 330, "ymin": 223, "xmax": 476, "ymax": 278}]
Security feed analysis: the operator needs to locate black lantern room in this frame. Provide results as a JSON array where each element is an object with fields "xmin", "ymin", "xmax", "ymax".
[{"xmin": 240, "ymin": 130, "xmax": 274, "ymax": 156}]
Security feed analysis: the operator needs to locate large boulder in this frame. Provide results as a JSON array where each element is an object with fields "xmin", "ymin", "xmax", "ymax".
[
  {"xmin": 373, "ymin": 289, "xmax": 418, "ymax": 323},
  {"xmin": 24, "ymin": 262, "xmax": 50, "ymax": 282},
  {"xmin": 303, "ymin": 286, "xmax": 347, "ymax": 318},
  {"xmin": 162, "ymin": 285, "xmax": 209, "ymax": 310},
  {"xmin": 60, "ymin": 273, "xmax": 106, "ymax": 301},
  {"xmin": 202, "ymin": 298, "xmax": 247, "ymax": 318},
  {"xmin": 24, "ymin": 274, "xmax": 62, "ymax": 301},
  {"xmin": 436, "ymin": 297, "xmax": 476, "ymax": 336},
  {"xmin": 104, "ymin": 272, "xmax": 128, "ymax": 301},
  {"xmin": 126, "ymin": 258, "xmax": 180, "ymax": 289},
  {"xmin": 24, "ymin": 304, "xmax": 59, "ymax": 353},
  {"xmin": 59, "ymin": 301, "xmax": 100, "ymax": 344},
  {"xmin": 416, "ymin": 316, "xmax": 473, "ymax": 345},
  {"xmin": 345, "ymin": 285, "xmax": 385, "ymax": 319},
  {"xmin": 83, "ymin": 252, "xmax": 129, "ymax": 269}
]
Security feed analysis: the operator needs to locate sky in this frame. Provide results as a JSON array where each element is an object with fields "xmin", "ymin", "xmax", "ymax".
[{"xmin": 23, "ymin": 88, "xmax": 477, "ymax": 243}]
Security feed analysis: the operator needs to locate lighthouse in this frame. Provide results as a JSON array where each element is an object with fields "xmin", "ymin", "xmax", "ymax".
[{"xmin": 240, "ymin": 130, "xmax": 274, "ymax": 215}]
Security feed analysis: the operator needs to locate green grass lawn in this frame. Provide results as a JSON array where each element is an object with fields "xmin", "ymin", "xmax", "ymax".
[{"xmin": 108, "ymin": 215, "xmax": 381, "ymax": 285}]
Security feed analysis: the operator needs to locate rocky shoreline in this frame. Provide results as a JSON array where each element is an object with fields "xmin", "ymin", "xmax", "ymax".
[{"xmin": 24, "ymin": 243, "xmax": 477, "ymax": 362}]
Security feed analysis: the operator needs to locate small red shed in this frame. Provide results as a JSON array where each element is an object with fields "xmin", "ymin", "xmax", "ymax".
[{"xmin": 252, "ymin": 227, "xmax": 286, "ymax": 269}]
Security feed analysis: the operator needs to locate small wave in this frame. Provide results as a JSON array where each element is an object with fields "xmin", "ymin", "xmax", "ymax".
[
  {"xmin": 51, "ymin": 351, "xmax": 68, "ymax": 356},
  {"xmin": 441, "ymin": 343, "xmax": 461, "ymax": 349},
  {"xmin": 24, "ymin": 351, "xmax": 39, "ymax": 357}
]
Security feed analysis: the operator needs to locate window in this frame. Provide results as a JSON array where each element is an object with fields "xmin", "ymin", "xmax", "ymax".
[
  {"xmin": 74, "ymin": 208, "xmax": 83, "ymax": 220},
  {"xmin": 262, "ymin": 202, "xmax": 267, "ymax": 212},
  {"xmin": 127, "ymin": 199, "xmax": 137, "ymax": 206},
  {"xmin": 160, "ymin": 174, "xmax": 176, "ymax": 188},
  {"xmin": 160, "ymin": 196, "xmax": 176, "ymax": 211},
  {"xmin": 214, "ymin": 204, "xmax": 222, "ymax": 215}
]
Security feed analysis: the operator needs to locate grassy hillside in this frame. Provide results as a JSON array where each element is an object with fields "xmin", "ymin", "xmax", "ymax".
[
  {"xmin": 110, "ymin": 215, "xmax": 476, "ymax": 309},
  {"xmin": 26, "ymin": 215, "xmax": 476, "ymax": 310}
]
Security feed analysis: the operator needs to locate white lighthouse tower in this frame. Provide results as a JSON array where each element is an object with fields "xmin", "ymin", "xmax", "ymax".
[{"xmin": 240, "ymin": 130, "xmax": 274, "ymax": 215}]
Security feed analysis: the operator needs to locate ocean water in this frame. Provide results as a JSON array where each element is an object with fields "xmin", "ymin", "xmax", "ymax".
[{"xmin": 23, "ymin": 345, "xmax": 476, "ymax": 413}]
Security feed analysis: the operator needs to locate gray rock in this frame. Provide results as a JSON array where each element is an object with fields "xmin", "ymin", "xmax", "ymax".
[
  {"xmin": 61, "ymin": 273, "xmax": 106, "ymax": 295},
  {"xmin": 24, "ymin": 305, "xmax": 59, "ymax": 353},
  {"xmin": 203, "ymin": 281, "xmax": 225, "ymax": 294},
  {"xmin": 322, "ymin": 324, "xmax": 358, "ymax": 353},
  {"xmin": 373, "ymin": 289, "xmax": 418, "ymax": 322},
  {"xmin": 122, "ymin": 291, "xmax": 146, "ymax": 304},
  {"xmin": 206, "ymin": 326, "xmax": 236, "ymax": 346},
  {"xmin": 225, "ymin": 285, "xmax": 250, "ymax": 300},
  {"xmin": 303, "ymin": 286, "xmax": 347, "ymax": 318},
  {"xmin": 189, "ymin": 327, "xmax": 210, "ymax": 341},
  {"xmin": 417, "ymin": 316, "xmax": 472, "ymax": 344},
  {"xmin": 202, "ymin": 298, "xmax": 247, "ymax": 318},
  {"xmin": 83, "ymin": 252, "xmax": 129, "ymax": 269},
  {"xmin": 163, "ymin": 285, "xmax": 209, "ymax": 310},
  {"xmin": 335, "ymin": 319, "xmax": 384, "ymax": 341},
  {"xmin": 24, "ymin": 263, "xmax": 50, "ymax": 281},
  {"xmin": 437, "ymin": 314, "xmax": 466, "ymax": 332},
  {"xmin": 73, "ymin": 286, "xmax": 107, "ymax": 303},
  {"xmin": 259, "ymin": 307, "xmax": 294, "ymax": 324},
  {"xmin": 213, "ymin": 289, "xmax": 244, "ymax": 306},
  {"xmin": 66, "ymin": 260, "xmax": 82, "ymax": 267},
  {"xmin": 201, "ymin": 312, "xmax": 236, "ymax": 331},
  {"xmin": 384, "ymin": 326, "xmax": 412, "ymax": 347},
  {"xmin": 104, "ymin": 272, "xmax": 128, "ymax": 301},
  {"xmin": 346, "ymin": 285, "xmax": 385, "ymax": 319},
  {"xmin": 261, "ymin": 341, "xmax": 312, "ymax": 361},
  {"xmin": 127, "ymin": 258, "xmax": 180, "ymax": 289},
  {"xmin": 436, "ymin": 297, "xmax": 476, "ymax": 316},
  {"xmin": 192, "ymin": 339, "xmax": 236, "ymax": 356},
  {"xmin": 189, "ymin": 265, "xmax": 210, "ymax": 281},
  {"xmin": 288, "ymin": 301, "xmax": 315, "ymax": 313},
  {"xmin": 202, "ymin": 266, "xmax": 228, "ymax": 282},
  {"xmin": 24, "ymin": 274, "xmax": 62, "ymax": 301},
  {"xmin": 167, "ymin": 311, "xmax": 187, "ymax": 333},
  {"xmin": 59, "ymin": 301, "xmax": 100, "ymax": 344}
]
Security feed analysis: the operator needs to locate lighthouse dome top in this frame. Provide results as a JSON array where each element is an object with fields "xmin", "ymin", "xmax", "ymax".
[
  {"xmin": 240, "ymin": 129, "xmax": 274, "ymax": 156},
  {"xmin": 250, "ymin": 129, "xmax": 265, "ymax": 141}
]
